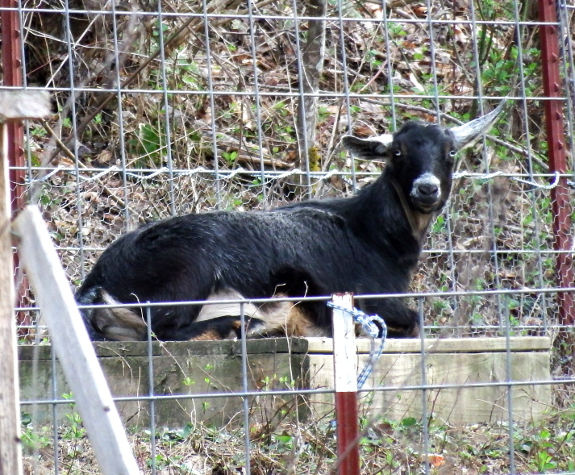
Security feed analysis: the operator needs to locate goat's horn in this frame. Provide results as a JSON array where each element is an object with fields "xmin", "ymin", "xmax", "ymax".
[{"xmin": 450, "ymin": 100, "xmax": 506, "ymax": 150}]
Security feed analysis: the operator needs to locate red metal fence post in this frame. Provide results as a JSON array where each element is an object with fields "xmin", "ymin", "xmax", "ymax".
[
  {"xmin": 1, "ymin": 0, "xmax": 25, "ymax": 212},
  {"xmin": 331, "ymin": 293, "xmax": 360, "ymax": 475},
  {"xmin": 538, "ymin": 0, "xmax": 575, "ymax": 326},
  {"xmin": 1, "ymin": 0, "xmax": 32, "ymax": 331}
]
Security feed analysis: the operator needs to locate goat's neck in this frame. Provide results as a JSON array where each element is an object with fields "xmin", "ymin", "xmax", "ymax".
[{"xmin": 390, "ymin": 179, "xmax": 434, "ymax": 246}]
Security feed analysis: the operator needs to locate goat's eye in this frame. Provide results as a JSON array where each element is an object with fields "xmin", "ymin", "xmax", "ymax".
[
  {"xmin": 394, "ymin": 150, "xmax": 401, "ymax": 157},
  {"xmin": 449, "ymin": 150, "xmax": 456, "ymax": 158}
]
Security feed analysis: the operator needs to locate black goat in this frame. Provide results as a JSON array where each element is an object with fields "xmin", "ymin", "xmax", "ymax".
[{"xmin": 76, "ymin": 103, "xmax": 503, "ymax": 341}]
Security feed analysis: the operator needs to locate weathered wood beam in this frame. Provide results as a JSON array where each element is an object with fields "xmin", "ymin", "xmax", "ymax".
[
  {"xmin": 14, "ymin": 206, "xmax": 141, "ymax": 475},
  {"xmin": 0, "ymin": 90, "xmax": 50, "ymax": 475}
]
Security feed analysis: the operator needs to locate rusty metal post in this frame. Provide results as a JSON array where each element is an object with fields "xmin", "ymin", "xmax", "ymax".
[
  {"xmin": 1, "ymin": 0, "xmax": 32, "ymax": 331},
  {"xmin": 1, "ymin": 0, "xmax": 25, "ymax": 211},
  {"xmin": 538, "ymin": 0, "xmax": 575, "ymax": 326}
]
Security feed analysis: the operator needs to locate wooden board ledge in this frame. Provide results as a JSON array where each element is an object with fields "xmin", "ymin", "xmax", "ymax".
[{"xmin": 305, "ymin": 336, "xmax": 552, "ymax": 354}]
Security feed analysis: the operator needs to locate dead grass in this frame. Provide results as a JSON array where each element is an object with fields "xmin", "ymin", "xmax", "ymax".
[
  {"xmin": 13, "ymin": 1, "xmax": 575, "ymax": 472},
  {"xmin": 21, "ymin": 401, "xmax": 575, "ymax": 474}
]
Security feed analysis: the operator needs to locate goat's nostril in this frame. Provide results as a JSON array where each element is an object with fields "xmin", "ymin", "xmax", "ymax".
[
  {"xmin": 412, "ymin": 173, "xmax": 441, "ymax": 201},
  {"xmin": 417, "ymin": 183, "xmax": 439, "ymax": 197}
]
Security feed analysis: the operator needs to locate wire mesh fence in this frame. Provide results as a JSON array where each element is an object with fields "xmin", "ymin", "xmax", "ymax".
[{"xmin": 3, "ymin": 0, "xmax": 575, "ymax": 473}]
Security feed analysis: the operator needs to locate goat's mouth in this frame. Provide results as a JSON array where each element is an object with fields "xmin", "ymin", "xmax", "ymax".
[
  {"xmin": 410, "ymin": 197, "xmax": 441, "ymax": 214},
  {"xmin": 410, "ymin": 187, "xmax": 443, "ymax": 212},
  {"xmin": 410, "ymin": 173, "xmax": 442, "ymax": 213}
]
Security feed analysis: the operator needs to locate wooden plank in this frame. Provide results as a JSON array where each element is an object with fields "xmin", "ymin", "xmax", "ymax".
[
  {"xmin": 0, "ymin": 113, "xmax": 22, "ymax": 475},
  {"xmin": 309, "ymin": 350, "xmax": 551, "ymax": 424},
  {"xmin": 0, "ymin": 91, "xmax": 51, "ymax": 121},
  {"xmin": 19, "ymin": 345, "xmax": 309, "ymax": 428},
  {"xmin": 0, "ymin": 90, "xmax": 49, "ymax": 475},
  {"xmin": 331, "ymin": 293, "xmax": 360, "ymax": 475},
  {"xmin": 93, "ymin": 338, "xmax": 309, "ymax": 358},
  {"xmin": 13, "ymin": 206, "xmax": 140, "ymax": 475},
  {"xmin": 331, "ymin": 294, "xmax": 357, "ymax": 392},
  {"xmin": 305, "ymin": 336, "xmax": 552, "ymax": 354},
  {"xmin": 95, "ymin": 341, "xmax": 162, "ymax": 358}
]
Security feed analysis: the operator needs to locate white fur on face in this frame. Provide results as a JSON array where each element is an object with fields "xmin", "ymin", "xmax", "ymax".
[{"xmin": 411, "ymin": 172, "xmax": 441, "ymax": 199}]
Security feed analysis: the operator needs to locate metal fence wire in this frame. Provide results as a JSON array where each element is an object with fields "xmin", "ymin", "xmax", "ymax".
[{"xmin": 2, "ymin": 0, "xmax": 575, "ymax": 473}]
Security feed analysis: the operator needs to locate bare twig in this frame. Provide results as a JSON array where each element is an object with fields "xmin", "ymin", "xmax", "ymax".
[{"xmin": 38, "ymin": 120, "xmax": 139, "ymax": 218}]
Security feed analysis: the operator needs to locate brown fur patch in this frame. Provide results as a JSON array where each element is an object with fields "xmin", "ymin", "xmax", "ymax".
[
  {"xmin": 410, "ymin": 211, "xmax": 434, "ymax": 237},
  {"xmin": 92, "ymin": 288, "xmax": 332, "ymax": 341},
  {"xmin": 386, "ymin": 324, "xmax": 420, "ymax": 338},
  {"xmin": 284, "ymin": 305, "xmax": 328, "ymax": 337},
  {"xmin": 242, "ymin": 302, "xmax": 330, "ymax": 338},
  {"xmin": 190, "ymin": 329, "xmax": 227, "ymax": 341}
]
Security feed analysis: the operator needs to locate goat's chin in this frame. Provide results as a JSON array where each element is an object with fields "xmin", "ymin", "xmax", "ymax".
[
  {"xmin": 412, "ymin": 194, "xmax": 449, "ymax": 214},
  {"xmin": 412, "ymin": 201, "xmax": 442, "ymax": 214}
]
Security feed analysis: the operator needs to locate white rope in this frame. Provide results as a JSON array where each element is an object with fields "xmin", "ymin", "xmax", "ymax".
[
  {"xmin": 326, "ymin": 301, "xmax": 387, "ymax": 389},
  {"xmin": 79, "ymin": 165, "xmax": 121, "ymax": 181},
  {"xmin": 27, "ymin": 165, "xmax": 564, "ymax": 190},
  {"xmin": 141, "ymin": 166, "xmax": 170, "ymax": 180},
  {"xmin": 453, "ymin": 170, "xmax": 561, "ymax": 190}
]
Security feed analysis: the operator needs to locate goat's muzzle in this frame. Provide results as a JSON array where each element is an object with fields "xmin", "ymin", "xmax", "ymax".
[{"xmin": 410, "ymin": 173, "xmax": 442, "ymax": 211}]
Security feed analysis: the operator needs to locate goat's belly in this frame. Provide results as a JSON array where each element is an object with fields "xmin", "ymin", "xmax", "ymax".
[
  {"xmin": 194, "ymin": 288, "xmax": 267, "ymax": 322},
  {"xmin": 196, "ymin": 288, "xmax": 329, "ymax": 338},
  {"xmin": 92, "ymin": 288, "xmax": 329, "ymax": 341}
]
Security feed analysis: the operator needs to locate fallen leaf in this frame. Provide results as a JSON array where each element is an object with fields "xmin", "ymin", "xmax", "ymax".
[{"xmin": 425, "ymin": 454, "xmax": 445, "ymax": 467}]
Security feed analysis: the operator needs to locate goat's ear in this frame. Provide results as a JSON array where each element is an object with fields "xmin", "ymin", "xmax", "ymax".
[
  {"xmin": 342, "ymin": 134, "xmax": 394, "ymax": 160},
  {"xmin": 449, "ymin": 100, "xmax": 506, "ymax": 151}
]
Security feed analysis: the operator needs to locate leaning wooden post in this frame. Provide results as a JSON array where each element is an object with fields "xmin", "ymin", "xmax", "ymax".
[
  {"xmin": 0, "ymin": 90, "xmax": 50, "ymax": 475},
  {"xmin": 331, "ymin": 293, "xmax": 360, "ymax": 475},
  {"xmin": 14, "ymin": 206, "xmax": 141, "ymax": 475}
]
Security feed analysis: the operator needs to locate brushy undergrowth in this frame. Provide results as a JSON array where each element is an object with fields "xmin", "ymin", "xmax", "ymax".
[
  {"xmin": 12, "ymin": 0, "xmax": 575, "ymax": 472},
  {"xmin": 21, "ymin": 399, "xmax": 575, "ymax": 474},
  {"xmin": 19, "ymin": 0, "xmax": 573, "ymax": 338}
]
